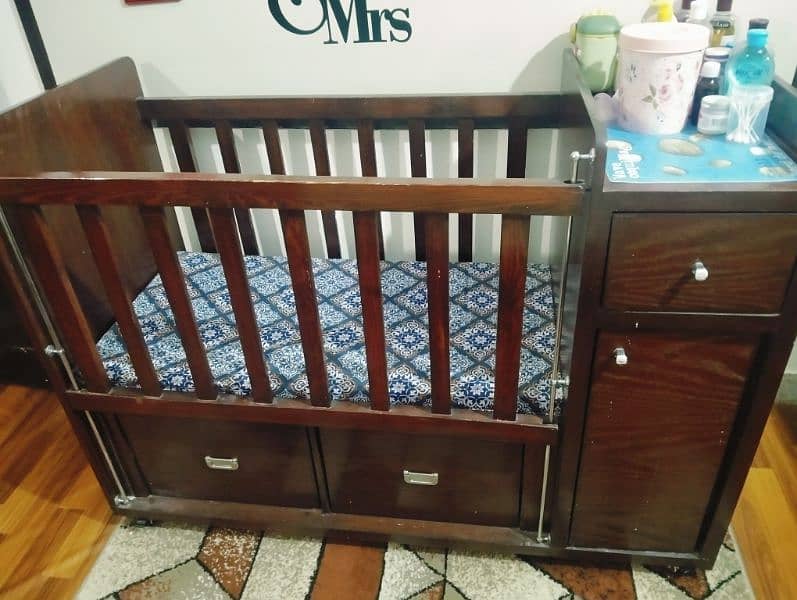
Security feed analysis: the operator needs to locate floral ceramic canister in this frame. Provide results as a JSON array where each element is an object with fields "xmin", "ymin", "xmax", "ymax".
[{"xmin": 616, "ymin": 23, "xmax": 709, "ymax": 134}]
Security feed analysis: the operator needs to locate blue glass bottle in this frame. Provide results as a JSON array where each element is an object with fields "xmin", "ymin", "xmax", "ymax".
[{"xmin": 725, "ymin": 29, "xmax": 775, "ymax": 93}]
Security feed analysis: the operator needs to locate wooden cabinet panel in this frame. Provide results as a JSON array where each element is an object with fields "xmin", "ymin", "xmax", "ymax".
[
  {"xmin": 321, "ymin": 429, "xmax": 523, "ymax": 526},
  {"xmin": 119, "ymin": 415, "xmax": 319, "ymax": 508},
  {"xmin": 570, "ymin": 332, "xmax": 756, "ymax": 552},
  {"xmin": 604, "ymin": 213, "xmax": 797, "ymax": 313}
]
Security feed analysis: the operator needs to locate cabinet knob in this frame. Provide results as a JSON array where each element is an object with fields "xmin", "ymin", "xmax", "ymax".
[
  {"xmin": 613, "ymin": 347, "xmax": 628, "ymax": 366},
  {"xmin": 692, "ymin": 261, "xmax": 709, "ymax": 282}
]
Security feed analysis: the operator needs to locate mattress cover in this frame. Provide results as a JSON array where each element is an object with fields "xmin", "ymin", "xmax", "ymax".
[{"xmin": 97, "ymin": 252, "xmax": 557, "ymax": 417}]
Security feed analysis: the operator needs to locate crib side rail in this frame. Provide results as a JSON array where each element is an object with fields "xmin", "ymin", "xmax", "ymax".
[{"xmin": 1, "ymin": 172, "xmax": 581, "ymax": 430}]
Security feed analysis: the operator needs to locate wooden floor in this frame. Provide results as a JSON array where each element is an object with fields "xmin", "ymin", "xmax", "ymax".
[{"xmin": 0, "ymin": 384, "xmax": 794, "ymax": 599}]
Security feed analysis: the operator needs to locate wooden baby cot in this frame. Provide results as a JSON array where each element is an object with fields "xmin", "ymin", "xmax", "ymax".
[{"xmin": 2, "ymin": 53, "xmax": 796, "ymax": 568}]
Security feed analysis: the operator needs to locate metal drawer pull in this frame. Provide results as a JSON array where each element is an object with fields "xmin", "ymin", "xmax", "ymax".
[
  {"xmin": 204, "ymin": 456, "xmax": 239, "ymax": 471},
  {"xmin": 613, "ymin": 347, "xmax": 628, "ymax": 366},
  {"xmin": 403, "ymin": 470, "xmax": 439, "ymax": 486},
  {"xmin": 692, "ymin": 261, "xmax": 709, "ymax": 282}
]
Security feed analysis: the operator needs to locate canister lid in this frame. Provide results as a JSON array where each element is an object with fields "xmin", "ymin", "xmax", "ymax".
[
  {"xmin": 619, "ymin": 22, "xmax": 710, "ymax": 54},
  {"xmin": 700, "ymin": 61, "xmax": 721, "ymax": 78},
  {"xmin": 577, "ymin": 14, "xmax": 621, "ymax": 36}
]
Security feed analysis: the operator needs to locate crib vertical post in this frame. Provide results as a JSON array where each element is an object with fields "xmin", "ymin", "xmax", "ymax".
[
  {"xmin": 166, "ymin": 121, "xmax": 216, "ymax": 253},
  {"xmin": 507, "ymin": 117, "xmax": 528, "ymax": 179},
  {"xmin": 309, "ymin": 120, "xmax": 342, "ymax": 259},
  {"xmin": 14, "ymin": 205, "xmax": 109, "ymax": 393},
  {"xmin": 262, "ymin": 120, "xmax": 286, "ymax": 175},
  {"xmin": 280, "ymin": 209, "xmax": 330, "ymax": 407},
  {"xmin": 493, "ymin": 214, "xmax": 531, "ymax": 421},
  {"xmin": 214, "ymin": 120, "xmax": 259, "ymax": 256},
  {"xmin": 357, "ymin": 119, "xmax": 384, "ymax": 259},
  {"xmin": 353, "ymin": 211, "xmax": 389, "ymax": 411},
  {"xmin": 426, "ymin": 213, "xmax": 451, "ymax": 414},
  {"xmin": 457, "ymin": 119, "xmax": 475, "ymax": 262},
  {"xmin": 207, "ymin": 207, "xmax": 274, "ymax": 404},
  {"xmin": 140, "ymin": 206, "xmax": 217, "ymax": 400},
  {"xmin": 77, "ymin": 205, "xmax": 162, "ymax": 397},
  {"xmin": 408, "ymin": 118, "xmax": 427, "ymax": 261}
]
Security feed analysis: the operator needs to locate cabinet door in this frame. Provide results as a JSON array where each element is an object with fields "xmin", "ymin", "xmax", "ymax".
[{"xmin": 570, "ymin": 332, "xmax": 756, "ymax": 552}]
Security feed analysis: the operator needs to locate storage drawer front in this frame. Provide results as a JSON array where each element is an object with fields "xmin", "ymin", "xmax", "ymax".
[
  {"xmin": 570, "ymin": 332, "xmax": 756, "ymax": 552},
  {"xmin": 604, "ymin": 213, "xmax": 797, "ymax": 313},
  {"xmin": 321, "ymin": 430, "xmax": 523, "ymax": 527},
  {"xmin": 119, "ymin": 416, "xmax": 319, "ymax": 508}
]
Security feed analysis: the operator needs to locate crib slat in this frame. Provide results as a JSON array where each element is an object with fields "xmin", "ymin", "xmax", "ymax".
[
  {"xmin": 408, "ymin": 118, "xmax": 427, "ymax": 261},
  {"xmin": 214, "ymin": 120, "xmax": 259, "ymax": 256},
  {"xmin": 507, "ymin": 117, "xmax": 528, "ymax": 178},
  {"xmin": 280, "ymin": 209, "xmax": 329, "ymax": 407},
  {"xmin": 77, "ymin": 205, "xmax": 162, "ymax": 397},
  {"xmin": 208, "ymin": 207, "xmax": 273, "ymax": 404},
  {"xmin": 493, "ymin": 214, "xmax": 531, "ymax": 421},
  {"xmin": 262, "ymin": 120, "xmax": 286, "ymax": 175},
  {"xmin": 426, "ymin": 213, "xmax": 451, "ymax": 415},
  {"xmin": 166, "ymin": 121, "xmax": 216, "ymax": 253},
  {"xmin": 357, "ymin": 119, "xmax": 385, "ymax": 259},
  {"xmin": 15, "ymin": 206, "xmax": 109, "ymax": 392},
  {"xmin": 457, "ymin": 119, "xmax": 475, "ymax": 262},
  {"xmin": 309, "ymin": 120, "xmax": 342, "ymax": 259},
  {"xmin": 140, "ymin": 206, "xmax": 217, "ymax": 400},
  {"xmin": 352, "ymin": 211, "xmax": 389, "ymax": 411}
]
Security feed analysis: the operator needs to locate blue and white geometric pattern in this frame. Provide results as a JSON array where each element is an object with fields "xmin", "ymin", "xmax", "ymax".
[{"xmin": 97, "ymin": 252, "xmax": 558, "ymax": 417}]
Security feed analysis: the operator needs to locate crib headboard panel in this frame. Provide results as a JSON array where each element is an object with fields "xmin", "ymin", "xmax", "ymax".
[{"xmin": 0, "ymin": 57, "xmax": 180, "ymax": 337}]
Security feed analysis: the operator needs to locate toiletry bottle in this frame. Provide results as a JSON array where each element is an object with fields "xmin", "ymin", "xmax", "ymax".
[
  {"xmin": 726, "ymin": 29, "xmax": 775, "ymax": 91},
  {"xmin": 687, "ymin": 0, "xmax": 711, "ymax": 32},
  {"xmin": 709, "ymin": 0, "xmax": 735, "ymax": 47},
  {"xmin": 675, "ymin": 0, "xmax": 694, "ymax": 22},
  {"xmin": 691, "ymin": 61, "xmax": 721, "ymax": 125},
  {"xmin": 704, "ymin": 47, "xmax": 731, "ymax": 92},
  {"xmin": 748, "ymin": 18, "xmax": 769, "ymax": 31},
  {"xmin": 643, "ymin": 0, "xmax": 670, "ymax": 22},
  {"xmin": 657, "ymin": 2, "xmax": 676, "ymax": 22}
]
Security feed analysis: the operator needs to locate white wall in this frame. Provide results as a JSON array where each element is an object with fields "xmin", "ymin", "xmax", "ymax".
[{"xmin": 0, "ymin": 0, "xmax": 43, "ymax": 110}]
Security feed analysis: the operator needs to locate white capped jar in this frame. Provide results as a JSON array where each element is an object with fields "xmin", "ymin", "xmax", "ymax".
[
  {"xmin": 615, "ymin": 22, "xmax": 710, "ymax": 134},
  {"xmin": 697, "ymin": 94, "xmax": 730, "ymax": 134}
]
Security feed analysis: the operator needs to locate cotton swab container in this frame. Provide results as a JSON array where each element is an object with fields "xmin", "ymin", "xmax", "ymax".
[{"xmin": 726, "ymin": 85, "xmax": 774, "ymax": 145}]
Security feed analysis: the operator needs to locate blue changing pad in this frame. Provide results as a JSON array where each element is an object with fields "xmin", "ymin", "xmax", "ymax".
[
  {"xmin": 606, "ymin": 125, "xmax": 797, "ymax": 184},
  {"xmin": 97, "ymin": 252, "xmax": 557, "ymax": 417}
]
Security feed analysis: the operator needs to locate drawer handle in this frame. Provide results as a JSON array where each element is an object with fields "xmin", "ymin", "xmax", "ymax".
[
  {"xmin": 692, "ymin": 261, "xmax": 709, "ymax": 282},
  {"xmin": 613, "ymin": 347, "xmax": 628, "ymax": 366},
  {"xmin": 403, "ymin": 470, "xmax": 439, "ymax": 486},
  {"xmin": 204, "ymin": 456, "xmax": 239, "ymax": 471}
]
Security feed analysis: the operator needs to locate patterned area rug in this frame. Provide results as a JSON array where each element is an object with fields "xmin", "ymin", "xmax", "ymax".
[{"xmin": 77, "ymin": 521, "xmax": 753, "ymax": 599}]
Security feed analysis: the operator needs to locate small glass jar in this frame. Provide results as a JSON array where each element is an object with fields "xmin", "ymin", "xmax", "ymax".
[{"xmin": 697, "ymin": 95, "xmax": 730, "ymax": 135}]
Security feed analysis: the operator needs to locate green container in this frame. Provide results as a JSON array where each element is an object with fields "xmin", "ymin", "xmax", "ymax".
[{"xmin": 571, "ymin": 14, "xmax": 621, "ymax": 92}]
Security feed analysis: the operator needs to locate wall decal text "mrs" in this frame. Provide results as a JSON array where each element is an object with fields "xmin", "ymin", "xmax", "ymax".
[{"xmin": 268, "ymin": 0, "xmax": 412, "ymax": 44}]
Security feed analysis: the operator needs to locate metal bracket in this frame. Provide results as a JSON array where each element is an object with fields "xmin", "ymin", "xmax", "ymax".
[
  {"xmin": 114, "ymin": 494, "xmax": 135, "ymax": 507},
  {"xmin": 43, "ymin": 344, "xmax": 65, "ymax": 358},
  {"xmin": 536, "ymin": 533, "xmax": 552, "ymax": 544},
  {"xmin": 568, "ymin": 148, "xmax": 596, "ymax": 184},
  {"xmin": 553, "ymin": 374, "xmax": 570, "ymax": 389}
]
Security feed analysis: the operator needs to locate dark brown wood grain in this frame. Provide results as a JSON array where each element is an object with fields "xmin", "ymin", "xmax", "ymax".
[
  {"xmin": 408, "ymin": 119, "xmax": 427, "ymax": 260},
  {"xmin": 77, "ymin": 205, "xmax": 161, "ymax": 397},
  {"xmin": 352, "ymin": 211, "xmax": 389, "ymax": 411},
  {"xmin": 604, "ymin": 213, "xmax": 797, "ymax": 313},
  {"xmin": 261, "ymin": 120, "xmax": 286, "ymax": 175},
  {"xmin": 279, "ymin": 209, "xmax": 329, "ymax": 407},
  {"xmin": 119, "ymin": 414, "xmax": 319, "ymax": 507},
  {"xmin": 426, "ymin": 213, "xmax": 451, "ymax": 415},
  {"xmin": 0, "ymin": 173, "xmax": 582, "ymax": 216},
  {"xmin": 506, "ymin": 117, "xmax": 528, "ymax": 178},
  {"xmin": 493, "ymin": 215, "xmax": 531, "ymax": 421},
  {"xmin": 207, "ymin": 207, "xmax": 272, "ymax": 404},
  {"xmin": 356, "ymin": 119, "xmax": 384, "ymax": 259},
  {"xmin": 457, "ymin": 118, "xmax": 474, "ymax": 262},
  {"xmin": 214, "ymin": 120, "xmax": 259, "ymax": 256},
  {"xmin": 321, "ymin": 429, "xmax": 523, "ymax": 526},
  {"xmin": 140, "ymin": 206, "xmax": 216, "ymax": 400},
  {"xmin": 569, "ymin": 332, "xmax": 756, "ymax": 552},
  {"xmin": 166, "ymin": 121, "xmax": 216, "ymax": 253},
  {"xmin": 14, "ymin": 206, "xmax": 109, "ymax": 393},
  {"xmin": 309, "ymin": 120, "xmax": 342, "ymax": 259},
  {"xmin": 520, "ymin": 444, "xmax": 554, "ymax": 532}
]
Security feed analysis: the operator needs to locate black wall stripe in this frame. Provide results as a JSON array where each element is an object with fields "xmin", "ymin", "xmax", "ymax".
[{"xmin": 13, "ymin": 0, "xmax": 56, "ymax": 90}]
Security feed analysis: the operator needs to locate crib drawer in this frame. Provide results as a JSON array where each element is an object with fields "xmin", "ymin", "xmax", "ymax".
[
  {"xmin": 604, "ymin": 213, "xmax": 797, "ymax": 313},
  {"xmin": 320, "ymin": 430, "xmax": 522, "ymax": 526},
  {"xmin": 118, "ymin": 415, "xmax": 319, "ymax": 508}
]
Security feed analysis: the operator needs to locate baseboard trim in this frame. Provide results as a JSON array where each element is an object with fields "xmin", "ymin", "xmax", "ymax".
[{"xmin": 776, "ymin": 373, "xmax": 797, "ymax": 404}]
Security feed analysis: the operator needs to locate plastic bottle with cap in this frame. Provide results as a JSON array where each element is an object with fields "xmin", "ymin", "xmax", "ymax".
[
  {"xmin": 727, "ymin": 29, "xmax": 775, "ymax": 90},
  {"xmin": 709, "ymin": 0, "xmax": 736, "ymax": 48},
  {"xmin": 690, "ymin": 61, "xmax": 721, "ymax": 126},
  {"xmin": 675, "ymin": 0, "xmax": 694, "ymax": 23},
  {"xmin": 686, "ymin": 0, "xmax": 711, "ymax": 31},
  {"xmin": 748, "ymin": 18, "xmax": 769, "ymax": 30}
]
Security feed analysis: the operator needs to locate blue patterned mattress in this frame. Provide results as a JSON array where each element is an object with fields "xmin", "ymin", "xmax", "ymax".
[{"xmin": 97, "ymin": 252, "xmax": 558, "ymax": 417}]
